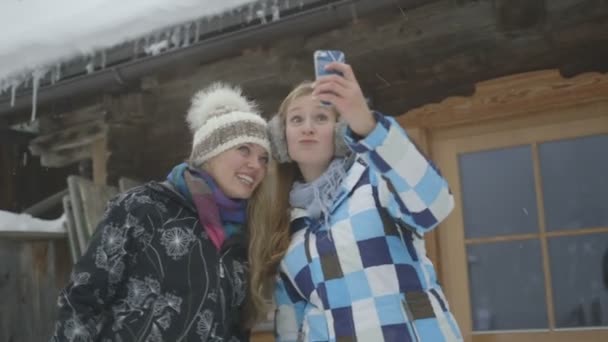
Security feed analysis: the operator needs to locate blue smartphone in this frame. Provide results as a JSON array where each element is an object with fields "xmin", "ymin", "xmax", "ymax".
[{"xmin": 314, "ymin": 50, "xmax": 345, "ymax": 79}]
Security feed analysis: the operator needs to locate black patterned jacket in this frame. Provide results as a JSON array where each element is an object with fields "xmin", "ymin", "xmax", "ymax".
[{"xmin": 50, "ymin": 182, "xmax": 249, "ymax": 342}]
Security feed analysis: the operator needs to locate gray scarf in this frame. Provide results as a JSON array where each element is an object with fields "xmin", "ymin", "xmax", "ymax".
[{"xmin": 289, "ymin": 157, "xmax": 352, "ymax": 224}]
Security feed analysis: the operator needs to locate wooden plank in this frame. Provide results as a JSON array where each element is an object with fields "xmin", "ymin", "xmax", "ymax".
[
  {"xmin": 400, "ymin": 71, "xmax": 608, "ymax": 129},
  {"xmin": 0, "ymin": 240, "xmax": 20, "ymax": 342},
  {"xmin": 29, "ymin": 120, "xmax": 107, "ymax": 155},
  {"xmin": 532, "ymin": 143, "xmax": 556, "ymax": 329},
  {"xmin": 91, "ymin": 137, "xmax": 108, "ymax": 186},
  {"xmin": 0, "ymin": 238, "xmax": 71, "ymax": 341},
  {"xmin": 40, "ymin": 144, "xmax": 92, "ymax": 168},
  {"xmin": 37, "ymin": 103, "xmax": 106, "ymax": 134},
  {"xmin": 70, "ymin": 175, "xmax": 118, "ymax": 239},
  {"xmin": 67, "ymin": 175, "xmax": 90, "ymax": 253},
  {"xmin": 251, "ymin": 331, "xmax": 274, "ymax": 342},
  {"xmin": 62, "ymin": 195, "xmax": 80, "ymax": 262},
  {"xmin": 472, "ymin": 329, "xmax": 608, "ymax": 342}
]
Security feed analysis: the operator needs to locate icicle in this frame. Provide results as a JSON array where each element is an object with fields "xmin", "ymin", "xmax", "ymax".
[
  {"xmin": 350, "ymin": 3, "xmax": 358, "ymax": 23},
  {"xmin": 170, "ymin": 26, "xmax": 181, "ymax": 48},
  {"xmin": 31, "ymin": 69, "xmax": 46, "ymax": 122},
  {"xmin": 101, "ymin": 50, "xmax": 107, "ymax": 69},
  {"xmin": 133, "ymin": 39, "xmax": 140, "ymax": 58},
  {"xmin": 22, "ymin": 152, "xmax": 28, "ymax": 166},
  {"xmin": 195, "ymin": 20, "xmax": 201, "ymax": 42},
  {"xmin": 246, "ymin": 3, "xmax": 254, "ymax": 23},
  {"xmin": 272, "ymin": 0, "xmax": 281, "ymax": 21},
  {"xmin": 10, "ymin": 79, "xmax": 19, "ymax": 107},
  {"xmin": 85, "ymin": 55, "xmax": 95, "ymax": 74},
  {"xmin": 257, "ymin": 2, "xmax": 267, "ymax": 24},
  {"xmin": 299, "ymin": 0, "xmax": 304, "ymax": 9},
  {"xmin": 51, "ymin": 63, "xmax": 61, "ymax": 84},
  {"xmin": 183, "ymin": 23, "xmax": 191, "ymax": 47}
]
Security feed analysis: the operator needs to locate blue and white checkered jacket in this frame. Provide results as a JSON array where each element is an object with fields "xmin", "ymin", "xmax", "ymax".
[{"xmin": 274, "ymin": 113, "xmax": 463, "ymax": 342}]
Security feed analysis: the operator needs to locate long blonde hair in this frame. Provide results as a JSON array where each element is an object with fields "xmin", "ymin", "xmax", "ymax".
[{"xmin": 244, "ymin": 82, "xmax": 315, "ymax": 327}]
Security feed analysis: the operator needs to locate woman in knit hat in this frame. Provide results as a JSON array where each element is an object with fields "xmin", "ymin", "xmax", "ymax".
[
  {"xmin": 51, "ymin": 83, "xmax": 270, "ymax": 342},
  {"xmin": 247, "ymin": 62, "xmax": 462, "ymax": 341}
]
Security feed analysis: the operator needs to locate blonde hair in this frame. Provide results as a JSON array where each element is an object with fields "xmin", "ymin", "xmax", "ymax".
[{"xmin": 245, "ymin": 81, "xmax": 320, "ymax": 327}]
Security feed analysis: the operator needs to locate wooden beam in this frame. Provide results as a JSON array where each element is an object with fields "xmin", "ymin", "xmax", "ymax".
[
  {"xmin": 91, "ymin": 137, "xmax": 108, "ymax": 186},
  {"xmin": 36, "ymin": 103, "xmax": 106, "ymax": 134},
  {"xmin": 399, "ymin": 70, "xmax": 608, "ymax": 128},
  {"xmin": 39, "ymin": 144, "xmax": 91, "ymax": 168},
  {"xmin": 29, "ymin": 120, "xmax": 107, "ymax": 155}
]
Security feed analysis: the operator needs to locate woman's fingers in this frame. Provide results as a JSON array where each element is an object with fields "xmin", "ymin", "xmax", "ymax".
[
  {"xmin": 312, "ymin": 80, "xmax": 347, "ymax": 99},
  {"xmin": 313, "ymin": 73, "xmax": 349, "ymax": 89},
  {"xmin": 324, "ymin": 62, "xmax": 356, "ymax": 82}
]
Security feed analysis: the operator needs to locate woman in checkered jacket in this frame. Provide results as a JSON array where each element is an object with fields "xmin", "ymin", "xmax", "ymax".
[{"xmin": 246, "ymin": 62, "xmax": 463, "ymax": 341}]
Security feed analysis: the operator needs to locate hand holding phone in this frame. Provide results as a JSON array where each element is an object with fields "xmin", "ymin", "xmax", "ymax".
[
  {"xmin": 314, "ymin": 50, "xmax": 345, "ymax": 79},
  {"xmin": 311, "ymin": 55, "xmax": 376, "ymax": 137}
]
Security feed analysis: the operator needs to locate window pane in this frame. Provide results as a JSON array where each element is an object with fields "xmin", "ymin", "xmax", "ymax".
[
  {"xmin": 459, "ymin": 146, "xmax": 539, "ymax": 239},
  {"xmin": 467, "ymin": 240, "xmax": 548, "ymax": 331},
  {"xmin": 539, "ymin": 134, "xmax": 608, "ymax": 231},
  {"xmin": 549, "ymin": 233, "xmax": 608, "ymax": 328}
]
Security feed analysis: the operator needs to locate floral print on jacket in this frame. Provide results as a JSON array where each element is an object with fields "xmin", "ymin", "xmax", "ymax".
[{"xmin": 50, "ymin": 182, "xmax": 249, "ymax": 342}]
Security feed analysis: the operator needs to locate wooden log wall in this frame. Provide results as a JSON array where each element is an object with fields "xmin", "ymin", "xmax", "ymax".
[
  {"xmin": 29, "ymin": 104, "xmax": 107, "ymax": 168},
  {"xmin": 0, "ymin": 236, "xmax": 71, "ymax": 342}
]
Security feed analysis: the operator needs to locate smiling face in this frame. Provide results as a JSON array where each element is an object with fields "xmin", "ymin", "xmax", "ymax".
[
  {"xmin": 285, "ymin": 94, "xmax": 338, "ymax": 181},
  {"xmin": 203, "ymin": 143, "xmax": 269, "ymax": 199}
]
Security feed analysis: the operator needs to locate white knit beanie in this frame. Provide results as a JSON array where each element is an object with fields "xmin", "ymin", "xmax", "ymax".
[{"xmin": 187, "ymin": 82, "xmax": 270, "ymax": 166}]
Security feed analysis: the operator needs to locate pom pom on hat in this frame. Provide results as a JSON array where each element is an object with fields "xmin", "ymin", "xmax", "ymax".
[
  {"xmin": 186, "ymin": 82, "xmax": 270, "ymax": 166},
  {"xmin": 187, "ymin": 82, "xmax": 258, "ymax": 133}
]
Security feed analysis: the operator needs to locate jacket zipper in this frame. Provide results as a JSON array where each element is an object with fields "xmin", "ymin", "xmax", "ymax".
[{"xmin": 218, "ymin": 248, "xmax": 230, "ymax": 325}]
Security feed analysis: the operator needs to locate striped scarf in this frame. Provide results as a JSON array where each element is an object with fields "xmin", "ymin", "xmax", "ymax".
[{"xmin": 167, "ymin": 163, "xmax": 246, "ymax": 251}]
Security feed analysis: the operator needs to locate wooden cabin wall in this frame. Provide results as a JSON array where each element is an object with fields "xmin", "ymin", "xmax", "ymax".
[
  {"xmin": 0, "ymin": 237, "xmax": 71, "ymax": 342},
  {"xmin": 13, "ymin": 0, "xmax": 605, "ymax": 186},
  {"xmin": 0, "ymin": 141, "xmax": 76, "ymax": 217}
]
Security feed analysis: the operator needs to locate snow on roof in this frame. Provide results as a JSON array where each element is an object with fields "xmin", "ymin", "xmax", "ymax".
[
  {"xmin": 0, "ymin": 0, "xmax": 259, "ymax": 84},
  {"xmin": 0, "ymin": 209, "xmax": 65, "ymax": 233}
]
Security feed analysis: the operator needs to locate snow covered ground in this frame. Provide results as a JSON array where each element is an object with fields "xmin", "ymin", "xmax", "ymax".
[{"xmin": 0, "ymin": 209, "xmax": 65, "ymax": 233}]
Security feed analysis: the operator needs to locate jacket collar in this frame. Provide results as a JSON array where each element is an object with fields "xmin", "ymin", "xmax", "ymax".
[{"xmin": 290, "ymin": 157, "xmax": 367, "ymax": 223}]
